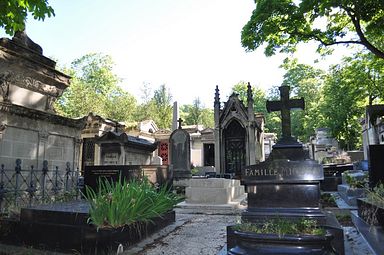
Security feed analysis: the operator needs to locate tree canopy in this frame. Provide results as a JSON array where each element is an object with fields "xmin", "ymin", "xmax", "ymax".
[
  {"xmin": 180, "ymin": 97, "xmax": 214, "ymax": 128},
  {"xmin": 242, "ymin": 0, "xmax": 384, "ymax": 58},
  {"xmin": 55, "ymin": 53, "xmax": 137, "ymax": 122},
  {"xmin": 0, "ymin": 0, "xmax": 55, "ymax": 35}
]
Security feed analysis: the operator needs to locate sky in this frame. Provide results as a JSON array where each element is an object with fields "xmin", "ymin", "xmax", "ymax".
[{"xmin": 1, "ymin": 0, "xmax": 350, "ymax": 108}]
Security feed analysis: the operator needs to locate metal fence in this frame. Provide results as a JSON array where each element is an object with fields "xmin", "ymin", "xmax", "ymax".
[{"xmin": 0, "ymin": 159, "xmax": 82, "ymax": 213}]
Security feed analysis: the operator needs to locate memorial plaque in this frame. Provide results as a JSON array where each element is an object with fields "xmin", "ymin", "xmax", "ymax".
[
  {"xmin": 103, "ymin": 152, "xmax": 119, "ymax": 165},
  {"xmin": 84, "ymin": 165, "xmax": 142, "ymax": 192},
  {"xmin": 243, "ymin": 159, "xmax": 323, "ymax": 183}
]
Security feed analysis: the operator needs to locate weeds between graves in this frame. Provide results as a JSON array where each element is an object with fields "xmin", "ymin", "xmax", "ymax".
[
  {"xmin": 366, "ymin": 183, "xmax": 384, "ymax": 207},
  {"xmin": 84, "ymin": 177, "xmax": 183, "ymax": 229},
  {"xmin": 358, "ymin": 183, "xmax": 384, "ymax": 227},
  {"xmin": 320, "ymin": 193, "xmax": 337, "ymax": 208},
  {"xmin": 345, "ymin": 172, "xmax": 368, "ymax": 189},
  {"xmin": 233, "ymin": 218, "xmax": 326, "ymax": 237}
]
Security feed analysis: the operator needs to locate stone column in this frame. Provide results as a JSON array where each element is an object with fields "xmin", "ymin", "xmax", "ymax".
[
  {"xmin": 172, "ymin": 101, "xmax": 179, "ymax": 131},
  {"xmin": 38, "ymin": 131, "xmax": 49, "ymax": 169},
  {"xmin": 214, "ymin": 86, "xmax": 222, "ymax": 174},
  {"xmin": 247, "ymin": 83, "xmax": 256, "ymax": 165}
]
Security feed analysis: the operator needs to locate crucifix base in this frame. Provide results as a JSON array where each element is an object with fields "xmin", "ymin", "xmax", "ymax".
[{"xmin": 273, "ymin": 136, "xmax": 302, "ymax": 149}]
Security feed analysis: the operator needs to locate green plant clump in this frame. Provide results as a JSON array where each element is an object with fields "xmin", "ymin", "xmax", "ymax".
[
  {"xmin": 345, "ymin": 172, "xmax": 368, "ymax": 189},
  {"xmin": 234, "ymin": 218, "xmax": 326, "ymax": 237},
  {"xmin": 84, "ymin": 177, "xmax": 182, "ymax": 229},
  {"xmin": 366, "ymin": 183, "xmax": 384, "ymax": 207}
]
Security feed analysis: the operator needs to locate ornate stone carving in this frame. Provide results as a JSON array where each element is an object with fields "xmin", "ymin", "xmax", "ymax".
[
  {"xmin": 0, "ymin": 72, "xmax": 11, "ymax": 101},
  {"xmin": 13, "ymin": 30, "xmax": 43, "ymax": 55},
  {"xmin": 39, "ymin": 131, "xmax": 49, "ymax": 142},
  {"xmin": 45, "ymin": 96, "xmax": 57, "ymax": 112},
  {"xmin": 0, "ymin": 124, "xmax": 6, "ymax": 140}
]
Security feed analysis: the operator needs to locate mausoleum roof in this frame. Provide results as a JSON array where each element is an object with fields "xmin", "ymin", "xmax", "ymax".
[{"xmin": 96, "ymin": 131, "xmax": 157, "ymax": 152}]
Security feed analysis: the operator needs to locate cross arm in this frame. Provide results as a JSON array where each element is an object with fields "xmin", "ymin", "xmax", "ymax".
[{"xmin": 288, "ymin": 98, "xmax": 305, "ymax": 110}]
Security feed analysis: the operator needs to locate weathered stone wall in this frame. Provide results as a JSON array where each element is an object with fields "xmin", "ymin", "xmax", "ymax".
[{"xmin": 0, "ymin": 105, "xmax": 83, "ymax": 171}]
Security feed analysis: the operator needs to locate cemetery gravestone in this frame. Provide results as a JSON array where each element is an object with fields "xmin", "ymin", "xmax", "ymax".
[
  {"xmin": 169, "ymin": 118, "xmax": 191, "ymax": 180},
  {"xmin": 227, "ymin": 86, "xmax": 344, "ymax": 255},
  {"xmin": 368, "ymin": 144, "xmax": 384, "ymax": 188}
]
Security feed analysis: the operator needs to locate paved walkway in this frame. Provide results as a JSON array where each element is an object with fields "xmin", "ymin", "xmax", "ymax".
[{"xmin": 124, "ymin": 210, "xmax": 239, "ymax": 255}]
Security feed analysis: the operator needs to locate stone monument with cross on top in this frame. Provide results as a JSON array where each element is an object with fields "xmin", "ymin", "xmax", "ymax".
[{"xmin": 266, "ymin": 85, "xmax": 305, "ymax": 147}]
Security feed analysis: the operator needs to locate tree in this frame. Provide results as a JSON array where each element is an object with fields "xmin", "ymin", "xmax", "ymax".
[
  {"xmin": 180, "ymin": 97, "xmax": 214, "ymax": 128},
  {"xmin": 0, "ymin": 0, "xmax": 55, "ymax": 35},
  {"xmin": 135, "ymin": 84, "xmax": 173, "ymax": 129},
  {"xmin": 55, "ymin": 53, "xmax": 137, "ymax": 122},
  {"xmin": 280, "ymin": 59, "xmax": 326, "ymax": 141},
  {"xmin": 242, "ymin": 0, "xmax": 384, "ymax": 58},
  {"xmin": 320, "ymin": 52, "xmax": 384, "ymax": 150},
  {"xmin": 152, "ymin": 84, "xmax": 173, "ymax": 129}
]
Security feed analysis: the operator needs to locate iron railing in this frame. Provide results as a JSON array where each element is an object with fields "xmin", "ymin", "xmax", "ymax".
[{"xmin": 0, "ymin": 159, "xmax": 82, "ymax": 213}]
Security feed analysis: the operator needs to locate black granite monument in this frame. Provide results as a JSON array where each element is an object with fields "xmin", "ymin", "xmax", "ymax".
[{"xmin": 227, "ymin": 86, "xmax": 344, "ymax": 255}]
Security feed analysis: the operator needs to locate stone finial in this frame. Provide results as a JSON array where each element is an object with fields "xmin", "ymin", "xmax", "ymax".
[
  {"xmin": 247, "ymin": 82, "xmax": 253, "ymax": 103},
  {"xmin": 214, "ymin": 85, "xmax": 220, "ymax": 107},
  {"xmin": 12, "ymin": 30, "xmax": 43, "ymax": 55}
]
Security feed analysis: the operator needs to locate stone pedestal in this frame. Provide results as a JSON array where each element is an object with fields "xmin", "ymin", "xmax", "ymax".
[
  {"xmin": 242, "ymin": 148, "xmax": 325, "ymax": 222},
  {"xmin": 186, "ymin": 178, "xmax": 244, "ymax": 204}
]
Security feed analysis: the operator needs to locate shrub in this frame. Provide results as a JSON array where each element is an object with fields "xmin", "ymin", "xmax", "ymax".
[{"xmin": 84, "ymin": 177, "xmax": 182, "ymax": 229}]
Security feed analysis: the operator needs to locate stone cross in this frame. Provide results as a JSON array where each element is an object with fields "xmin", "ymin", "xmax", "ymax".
[
  {"xmin": 177, "ymin": 118, "xmax": 183, "ymax": 129},
  {"xmin": 266, "ymin": 86, "xmax": 304, "ymax": 140}
]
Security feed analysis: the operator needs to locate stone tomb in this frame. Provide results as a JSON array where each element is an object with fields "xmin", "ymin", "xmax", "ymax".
[
  {"xmin": 368, "ymin": 144, "xmax": 384, "ymax": 188},
  {"xmin": 242, "ymin": 157, "xmax": 324, "ymax": 221},
  {"xmin": 0, "ymin": 32, "xmax": 84, "ymax": 171},
  {"xmin": 185, "ymin": 178, "xmax": 245, "ymax": 205},
  {"xmin": 227, "ymin": 86, "xmax": 344, "ymax": 255},
  {"xmin": 0, "ymin": 200, "xmax": 175, "ymax": 253},
  {"xmin": 84, "ymin": 164, "xmax": 172, "ymax": 193}
]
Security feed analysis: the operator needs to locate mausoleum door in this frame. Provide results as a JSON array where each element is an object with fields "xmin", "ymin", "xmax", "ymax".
[
  {"xmin": 224, "ymin": 120, "xmax": 246, "ymax": 177},
  {"xmin": 81, "ymin": 138, "xmax": 96, "ymax": 172}
]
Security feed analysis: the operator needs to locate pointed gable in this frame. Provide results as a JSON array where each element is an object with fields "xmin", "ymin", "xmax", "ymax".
[{"xmin": 219, "ymin": 93, "xmax": 249, "ymax": 129}]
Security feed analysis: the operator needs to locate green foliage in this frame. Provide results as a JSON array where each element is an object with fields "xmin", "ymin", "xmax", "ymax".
[
  {"xmin": 281, "ymin": 59, "xmax": 325, "ymax": 141},
  {"xmin": 135, "ymin": 84, "xmax": 173, "ymax": 129},
  {"xmin": 54, "ymin": 53, "xmax": 137, "ymax": 122},
  {"xmin": 84, "ymin": 177, "xmax": 182, "ymax": 229},
  {"xmin": 344, "ymin": 172, "xmax": 368, "ymax": 189},
  {"xmin": 320, "ymin": 52, "xmax": 384, "ymax": 150},
  {"xmin": 320, "ymin": 193, "xmax": 337, "ymax": 208},
  {"xmin": 234, "ymin": 218, "xmax": 325, "ymax": 236},
  {"xmin": 366, "ymin": 183, "xmax": 384, "ymax": 207},
  {"xmin": 180, "ymin": 97, "xmax": 214, "ymax": 128},
  {"xmin": 242, "ymin": 0, "xmax": 384, "ymax": 58},
  {"xmin": 0, "ymin": 0, "xmax": 55, "ymax": 35}
]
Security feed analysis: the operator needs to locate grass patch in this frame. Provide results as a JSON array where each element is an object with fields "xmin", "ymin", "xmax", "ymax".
[{"xmin": 233, "ymin": 218, "xmax": 326, "ymax": 237}]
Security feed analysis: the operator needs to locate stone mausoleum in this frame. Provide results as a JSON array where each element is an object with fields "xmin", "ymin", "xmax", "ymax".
[
  {"xmin": 0, "ymin": 32, "xmax": 84, "ymax": 170},
  {"xmin": 214, "ymin": 83, "xmax": 264, "ymax": 178}
]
